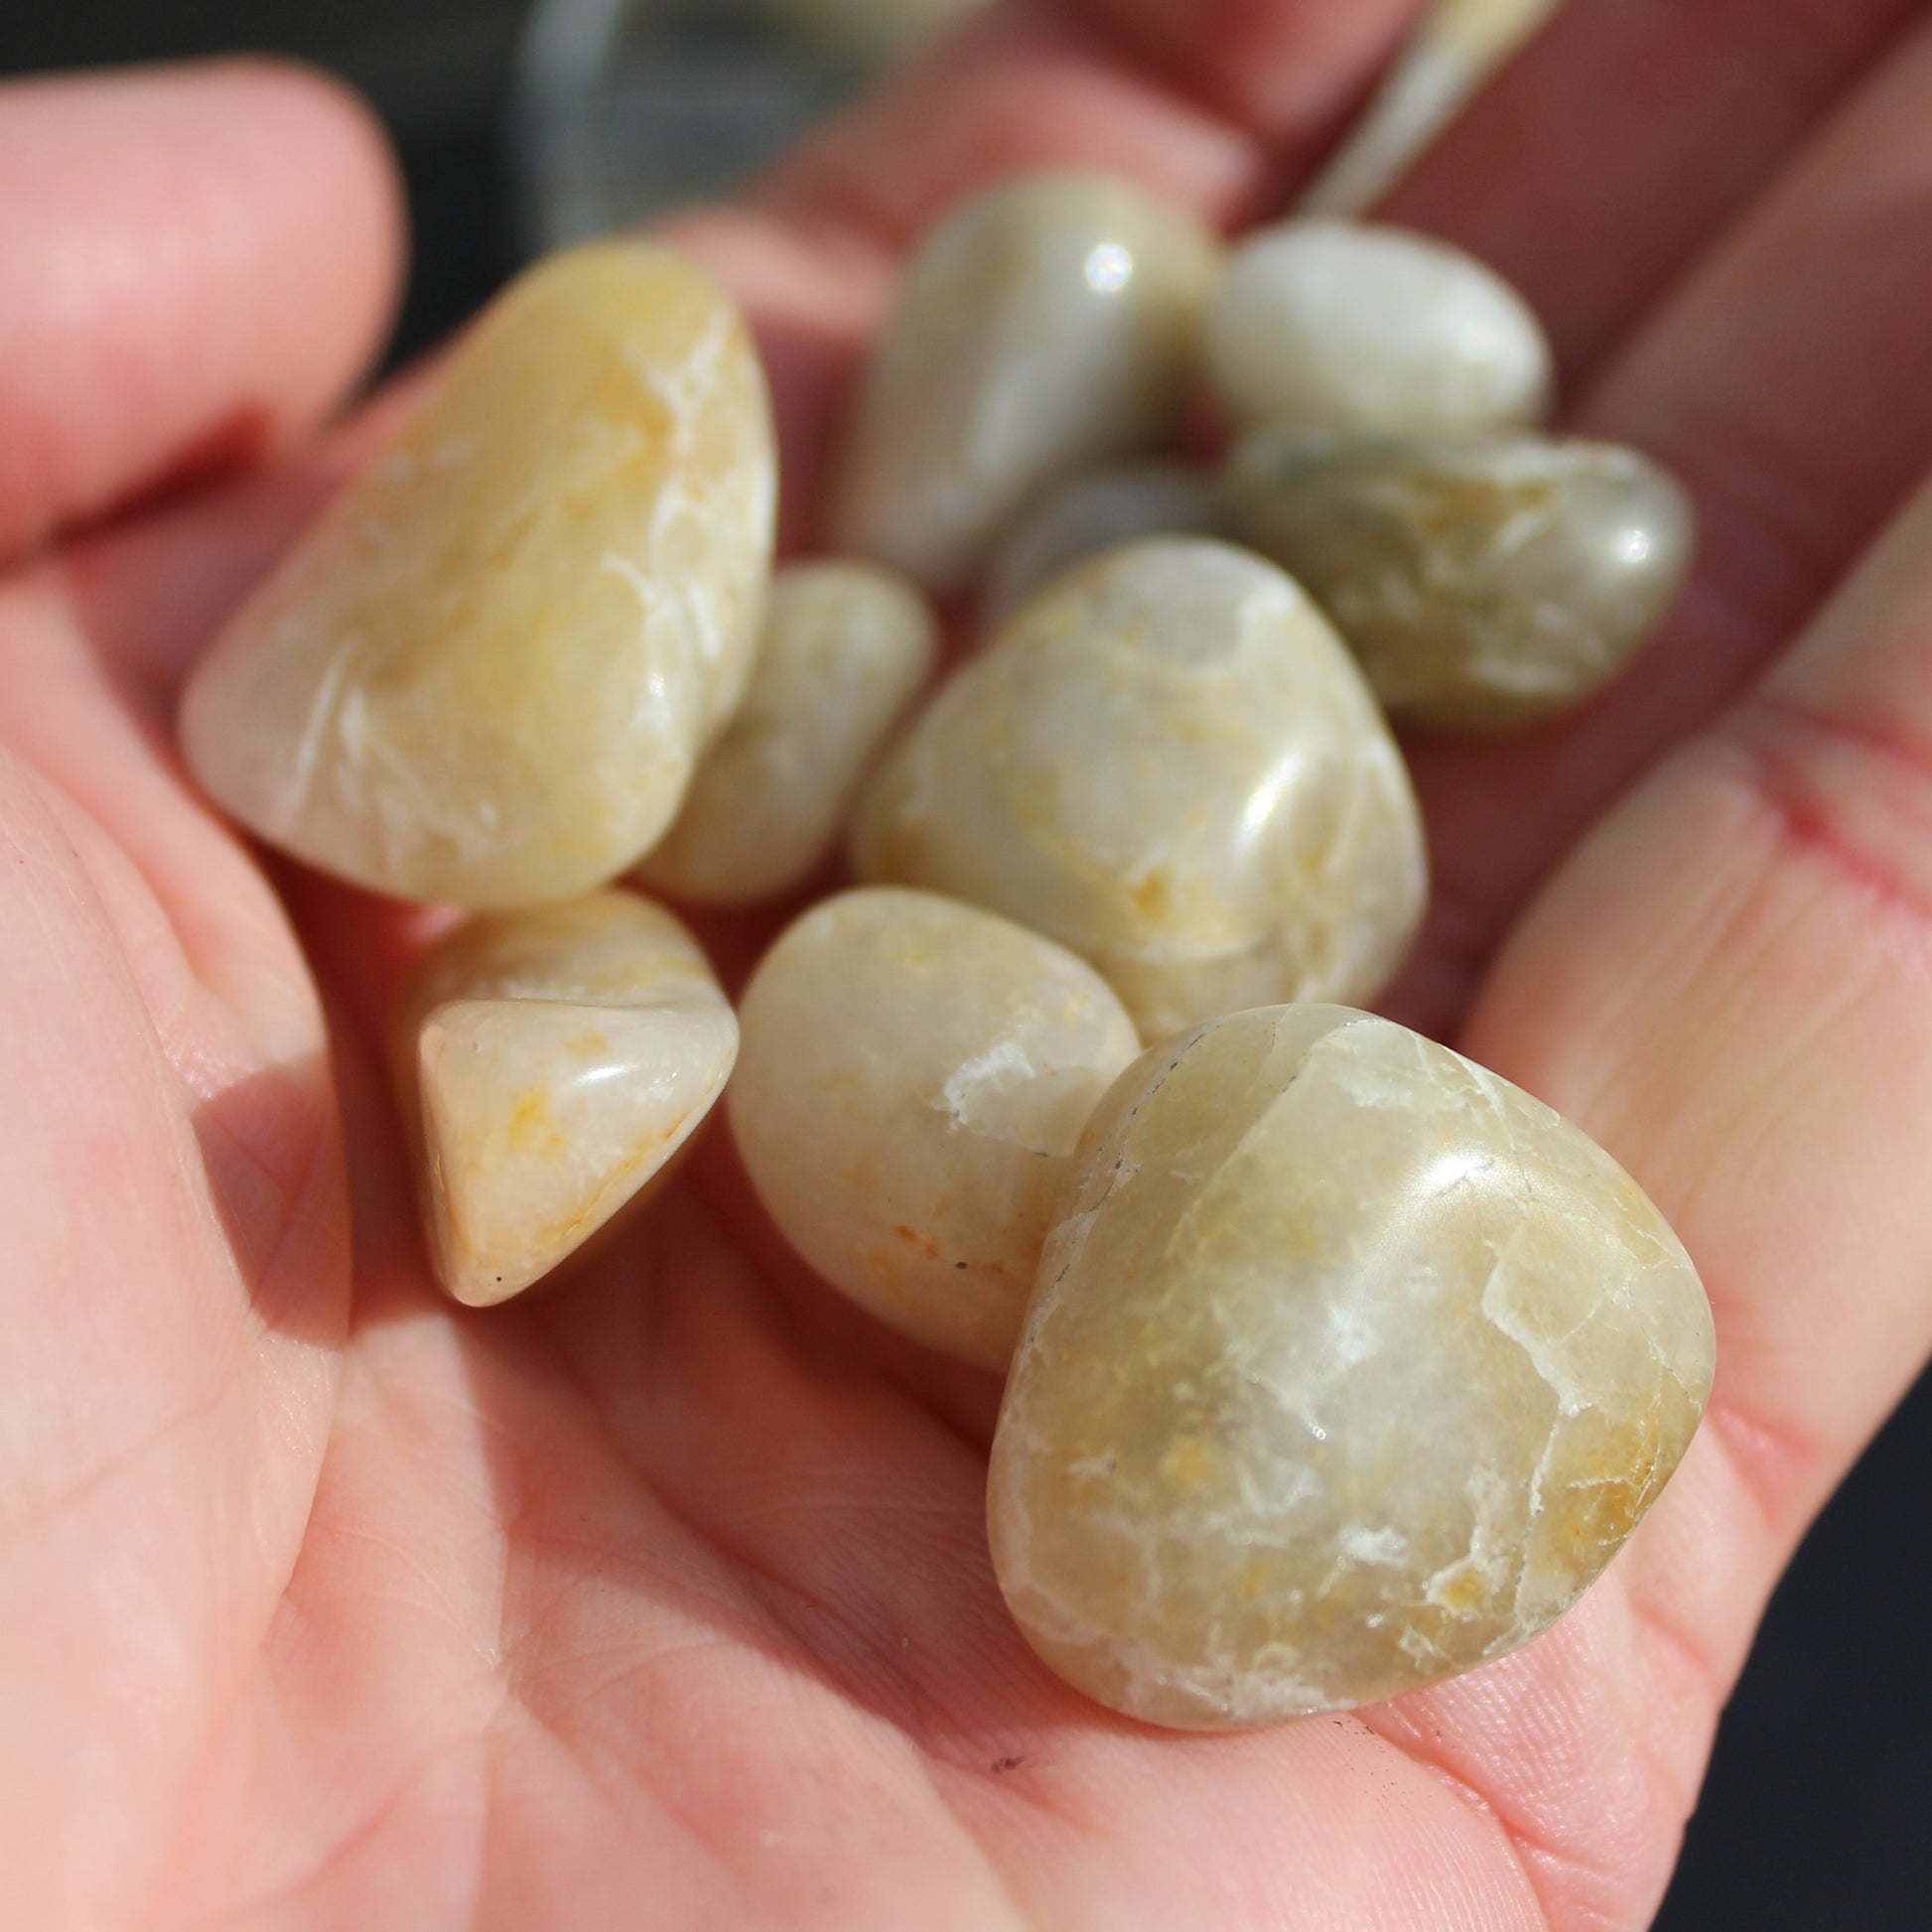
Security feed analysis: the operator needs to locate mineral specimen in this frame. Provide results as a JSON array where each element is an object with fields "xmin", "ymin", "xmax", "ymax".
[
  {"xmin": 182, "ymin": 241, "xmax": 776, "ymax": 907},
  {"xmin": 1203, "ymin": 218, "xmax": 1553, "ymax": 435},
  {"xmin": 988, "ymin": 1005, "xmax": 1715, "ymax": 1727},
  {"xmin": 397, "ymin": 891, "xmax": 737, "ymax": 1306},
  {"xmin": 1228, "ymin": 428, "xmax": 1695, "ymax": 731},
  {"xmin": 849, "ymin": 538, "xmax": 1426, "ymax": 1041},
  {"xmin": 828, "ymin": 173, "xmax": 1220, "ymax": 594},
  {"xmin": 731, "ymin": 889, "xmax": 1140, "ymax": 1370},
  {"xmin": 638, "ymin": 561, "xmax": 936, "ymax": 905}
]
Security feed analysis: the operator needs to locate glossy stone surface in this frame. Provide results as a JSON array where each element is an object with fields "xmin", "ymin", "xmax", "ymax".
[
  {"xmin": 828, "ymin": 173, "xmax": 1220, "ymax": 594},
  {"xmin": 398, "ymin": 892, "xmax": 737, "ymax": 1306},
  {"xmin": 183, "ymin": 242, "xmax": 776, "ymax": 908},
  {"xmin": 732, "ymin": 889, "xmax": 1139, "ymax": 1370},
  {"xmin": 639, "ymin": 561, "xmax": 936, "ymax": 905},
  {"xmin": 850, "ymin": 538, "xmax": 1426, "ymax": 1041},
  {"xmin": 989, "ymin": 1005, "xmax": 1714, "ymax": 1729},
  {"xmin": 981, "ymin": 461, "xmax": 1231, "ymax": 628},
  {"xmin": 1203, "ymin": 219, "xmax": 1553, "ymax": 435},
  {"xmin": 1228, "ymin": 429, "xmax": 1695, "ymax": 732}
]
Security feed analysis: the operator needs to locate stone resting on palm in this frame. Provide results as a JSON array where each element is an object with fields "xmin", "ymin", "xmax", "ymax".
[{"xmin": 4, "ymin": 0, "xmax": 1932, "ymax": 1924}]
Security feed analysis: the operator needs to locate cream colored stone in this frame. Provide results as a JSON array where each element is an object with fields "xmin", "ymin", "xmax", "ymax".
[
  {"xmin": 638, "ymin": 561, "xmax": 936, "ymax": 905},
  {"xmin": 398, "ymin": 892, "xmax": 737, "ymax": 1307},
  {"xmin": 1203, "ymin": 219, "xmax": 1553, "ymax": 435},
  {"xmin": 731, "ymin": 889, "xmax": 1139, "ymax": 1370},
  {"xmin": 182, "ymin": 242, "xmax": 775, "ymax": 909},
  {"xmin": 849, "ymin": 538, "xmax": 1426, "ymax": 1041},
  {"xmin": 1227, "ymin": 429, "xmax": 1695, "ymax": 731},
  {"xmin": 829, "ymin": 173, "xmax": 1220, "ymax": 594},
  {"xmin": 981, "ymin": 461, "xmax": 1230, "ymax": 628},
  {"xmin": 989, "ymin": 1005, "xmax": 1714, "ymax": 1728}
]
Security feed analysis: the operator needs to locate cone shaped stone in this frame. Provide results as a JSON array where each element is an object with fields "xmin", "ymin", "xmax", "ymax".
[{"xmin": 182, "ymin": 241, "xmax": 775, "ymax": 908}]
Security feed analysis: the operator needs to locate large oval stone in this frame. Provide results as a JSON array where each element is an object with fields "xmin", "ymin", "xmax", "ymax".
[
  {"xmin": 850, "ymin": 538, "xmax": 1426, "ymax": 1042},
  {"xmin": 988, "ymin": 1006, "xmax": 1715, "ymax": 1728},
  {"xmin": 828, "ymin": 173, "xmax": 1219, "ymax": 594},
  {"xmin": 182, "ymin": 242, "xmax": 776, "ymax": 908}
]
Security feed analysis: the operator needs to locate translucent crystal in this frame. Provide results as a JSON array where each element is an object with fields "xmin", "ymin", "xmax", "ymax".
[
  {"xmin": 1228, "ymin": 429, "xmax": 1695, "ymax": 732},
  {"xmin": 182, "ymin": 241, "xmax": 776, "ymax": 908},
  {"xmin": 396, "ymin": 892, "xmax": 737, "ymax": 1306},
  {"xmin": 989, "ymin": 1005, "xmax": 1715, "ymax": 1728},
  {"xmin": 850, "ymin": 538, "xmax": 1427, "ymax": 1041},
  {"xmin": 731, "ymin": 888, "xmax": 1140, "ymax": 1370},
  {"xmin": 828, "ymin": 173, "xmax": 1220, "ymax": 594},
  {"xmin": 638, "ymin": 561, "xmax": 936, "ymax": 905}
]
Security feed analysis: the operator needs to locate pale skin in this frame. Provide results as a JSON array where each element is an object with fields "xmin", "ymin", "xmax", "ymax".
[{"xmin": 6, "ymin": 0, "xmax": 1932, "ymax": 1922}]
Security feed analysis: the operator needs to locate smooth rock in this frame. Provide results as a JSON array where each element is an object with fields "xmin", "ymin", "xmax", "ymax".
[
  {"xmin": 1203, "ymin": 218, "xmax": 1553, "ymax": 435},
  {"xmin": 731, "ymin": 889, "xmax": 1140, "ymax": 1370},
  {"xmin": 981, "ymin": 461, "xmax": 1231, "ymax": 628},
  {"xmin": 397, "ymin": 891, "xmax": 737, "ymax": 1306},
  {"xmin": 989, "ymin": 1005, "xmax": 1715, "ymax": 1728},
  {"xmin": 1228, "ymin": 429, "xmax": 1695, "ymax": 731},
  {"xmin": 639, "ymin": 561, "xmax": 937, "ymax": 904},
  {"xmin": 828, "ymin": 173, "xmax": 1220, "ymax": 594},
  {"xmin": 849, "ymin": 538, "xmax": 1426, "ymax": 1041},
  {"xmin": 182, "ymin": 242, "xmax": 776, "ymax": 908}
]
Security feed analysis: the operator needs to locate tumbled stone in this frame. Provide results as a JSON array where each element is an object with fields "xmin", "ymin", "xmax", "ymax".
[
  {"xmin": 828, "ymin": 173, "xmax": 1220, "ymax": 594},
  {"xmin": 1203, "ymin": 218, "xmax": 1553, "ymax": 435},
  {"xmin": 397, "ymin": 891, "xmax": 737, "ymax": 1307},
  {"xmin": 981, "ymin": 461, "xmax": 1231, "ymax": 627},
  {"xmin": 182, "ymin": 242, "xmax": 776, "ymax": 908},
  {"xmin": 849, "ymin": 538, "xmax": 1426, "ymax": 1041},
  {"xmin": 1227, "ymin": 429, "xmax": 1695, "ymax": 732},
  {"xmin": 731, "ymin": 889, "xmax": 1140, "ymax": 1370},
  {"xmin": 638, "ymin": 561, "xmax": 936, "ymax": 905},
  {"xmin": 989, "ymin": 1005, "xmax": 1715, "ymax": 1729}
]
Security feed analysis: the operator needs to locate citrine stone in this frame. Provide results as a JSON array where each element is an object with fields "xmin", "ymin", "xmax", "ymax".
[
  {"xmin": 182, "ymin": 241, "xmax": 776, "ymax": 908},
  {"xmin": 850, "ymin": 538, "xmax": 1427, "ymax": 1041},
  {"xmin": 397, "ymin": 892, "xmax": 737, "ymax": 1306},
  {"xmin": 731, "ymin": 889, "xmax": 1140, "ymax": 1370},
  {"xmin": 638, "ymin": 561, "xmax": 936, "ymax": 905},
  {"xmin": 828, "ymin": 173, "xmax": 1220, "ymax": 594},
  {"xmin": 988, "ymin": 1006, "xmax": 1715, "ymax": 1728}
]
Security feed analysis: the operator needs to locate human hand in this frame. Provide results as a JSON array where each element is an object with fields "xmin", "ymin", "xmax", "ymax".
[{"xmin": 5, "ymin": 3, "xmax": 1932, "ymax": 1923}]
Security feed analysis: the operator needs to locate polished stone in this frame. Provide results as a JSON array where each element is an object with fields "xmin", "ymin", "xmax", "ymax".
[
  {"xmin": 989, "ymin": 1005, "xmax": 1715, "ymax": 1728},
  {"xmin": 1228, "ymin": 429, "xmax": 1695, "ymax": 731},
  {"xmin": 850, "ymin": 538, "xmax": 1427, "ymax": 1041},
  {"xmin": 639, "ymin": 561, "xmax": 936, "ymax": 905},
  {"xmin": 829, "ymin": 173, "xmax": 1220, "ymax": 594},
  {"xmin": 397, "ymin": 891, "xmax": 737, "ymax": 1306},
  {"xmin": 731, "ymin": 889, "xmax": 1140, "ymax": 1370},
  {"xmin": 183, "ymin": 241, "xmax": 776, "ymax": 908}
]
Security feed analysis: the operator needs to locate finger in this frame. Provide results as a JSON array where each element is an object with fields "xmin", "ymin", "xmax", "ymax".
[
  {"xmin": 1455, "ymin": 461, "xmax": 1932, "ymax": 1841},
  {"xmin": 1379, "ymin": 0, "xmax": 1922, "ymax": 381},
  {"xmin": 0, "ymin": 60, "xmax": 404, "ymax": 563},
  {"xmin": 1391, "ymin": 13, "xmax": 1932, "ymax": 1030}
]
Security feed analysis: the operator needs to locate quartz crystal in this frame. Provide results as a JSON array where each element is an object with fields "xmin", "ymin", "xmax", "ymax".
[
  {"xmin": 828, "ymin": 173, "xmax": 1220, "ymax": 594},
  {"xmin": 989, "ymin": 1005, "xmax": 1715, "ymax": 1728},
  {"xmin": 731, "ymin": 889, "xmax": 1140, "ymax": 1370},
  {"xmin": 1203, "ymin": 219, "xmax": 1553, "ymax": 435},
  {"xmin": 980, "ymin": 461, "xmax": 1231, "ymax": 628},
  {"xmin": 638, "ymin": 561, "xmax": 936, "ymax": 905},
  {"xmin": 849, "ymin": 539, "xmax": 1427, "ymax": 1041},
  {"xmin": 397, "ymin": 891, "xmax": 737, "ymax": 1306},
  {"xmin": 1228, "ymin": 429, "xmax": 1695, "ymax": 732},
  {"xmin": 182, "ymin": 242, "xmax": 776, "ymax": 908}
]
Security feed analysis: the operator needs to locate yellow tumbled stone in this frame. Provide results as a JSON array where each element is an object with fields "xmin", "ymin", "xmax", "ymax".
[
  {"xmin": 989, "ymin": 1006, "xmax": 1715, "ymax": 1728},
  {"xmin": 397, "ymin": 891, "xmax": 738, "ymax": 1307},
  {"xmin": 182, "ymin": 242, "xmax": 776, "ymax": 908}
]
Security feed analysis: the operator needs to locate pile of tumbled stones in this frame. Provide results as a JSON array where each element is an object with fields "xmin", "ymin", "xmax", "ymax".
[{"xmin": 182, "ymin": 175, "xmax": 1716, "ymax": 1731}]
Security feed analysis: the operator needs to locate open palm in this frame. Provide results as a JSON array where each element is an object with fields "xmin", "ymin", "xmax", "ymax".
[{"xmin": 8, "ymin": 3, "xmax": 1932, "ymax": 1924}]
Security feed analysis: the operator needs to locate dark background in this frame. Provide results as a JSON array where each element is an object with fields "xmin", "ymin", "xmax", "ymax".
[{"xmin": 4, "ymin": 4, "xmax": 1929, "ymax": 1925}]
